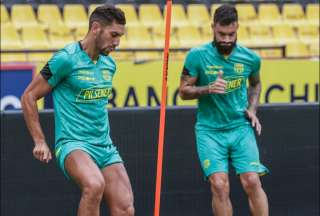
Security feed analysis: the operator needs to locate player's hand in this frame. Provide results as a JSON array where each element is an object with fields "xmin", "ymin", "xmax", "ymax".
[
  {"xmin": 208, "ymin": 71, "xmax": 226, "ymax": 94},
  {"xmin": 245, "ymin": 110, "xmax": 262, "ymax": 135},
  {"xmin": 33, "ymin": 141, "xmax": 52, "ymax": 163}
]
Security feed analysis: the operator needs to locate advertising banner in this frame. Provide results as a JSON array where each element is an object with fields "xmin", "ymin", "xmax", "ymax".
[{"xmin": 0, "ymin": 64, "xmax": 35, "ymax": 111}]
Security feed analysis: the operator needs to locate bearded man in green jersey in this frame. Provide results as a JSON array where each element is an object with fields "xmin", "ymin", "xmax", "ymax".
[
  {"xmin": 179, "ymin": 4, "xmax": 269, "ymax": 216},
  {"xmin": 21, "ymin": 5, "xmax": 134, "ymax": 216}
]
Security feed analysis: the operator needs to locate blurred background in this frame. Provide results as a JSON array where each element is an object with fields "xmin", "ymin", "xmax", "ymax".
[{"xmin": 0, "ymin": 0, "xmax": 319, "ymax": 110}]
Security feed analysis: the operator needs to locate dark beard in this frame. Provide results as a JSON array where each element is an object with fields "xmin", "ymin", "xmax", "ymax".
[{"xmin": 214, "ymin": 38, "xmax": 236, "ymax": 55}]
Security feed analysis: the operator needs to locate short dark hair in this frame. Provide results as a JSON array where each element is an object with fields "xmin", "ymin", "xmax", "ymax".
[
  {"xmin": 89, "ymin": 5, "xmax": 126, "ymax": 29},
  {"xmin": 214, "ymin": 4, "xmax": 238, "ymax": 26}
]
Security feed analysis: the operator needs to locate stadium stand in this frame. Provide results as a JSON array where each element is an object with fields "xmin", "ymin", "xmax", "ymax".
[
  {"xmin": 139, "ymin": 4, "xmax": 163, "ymax": 29},
  {"xmin": 11, "ymin": 4, "xmax": 38, "ymax": 29},
  {"xmin": 116, "ymin": 3, "xmax": 141, "ymax": 26},
  {"xmin": 63, "ymin": 4, "xmax": 88, "ymax": 29},
  {"xmin": 164, "ymin": 4, "xmax": 189, "ymax": 28},
  {"xmin": 187, "ymin": 4, "xmax": 211, "ymax": 27},
  {"xmin": 235, "ymin": 3, "xmax": 259, "ymax": 26},
  {"xmin": 286, "ymin": 42, "xmax": 310, "ymax": 57},
  {"xmin": 177, "ymin": 25, "xmax": 203, "ymax": 48},
  {"xmin": 258, "ymin": 3, "xmax": 283, "ymax": 26},
  {"xmin": 1, "ymin": 4, "xmax": 10, "ymax": 25},
  {"xmin": 0, "ymin": 1, "xmax": 319, "ymax": 62},
  {"xmin": 127, "ymin": 26, "xmax": 154, "ymax": 48},
  {"xmin": 273, "ymin": 24, "xmax": 299, "ymax": 45},
  {"xmin": 38, "ymin": 4, "xmax": 65, "ymax": 29},
  {"xmin": 306, "ymin": 3, "xmax": 319, "ymax": 25}
]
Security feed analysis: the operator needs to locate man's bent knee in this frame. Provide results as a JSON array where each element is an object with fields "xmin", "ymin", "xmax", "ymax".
[
  {"xmin": 209, "ymin": 176, "xmax": 229, "ymax": 200},
  {"xmin": 111, "ymin": 203, "xmax": 135, "ymax": 216},
  {"xmin": 82, "ymin": 177, "xmax": 105, "ymax": 202},
  {"xmin": 240, "ymin": 173, "xmax": 261, "ymax": 192}
]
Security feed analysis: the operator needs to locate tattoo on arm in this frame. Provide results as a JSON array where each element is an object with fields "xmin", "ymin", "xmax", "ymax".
[
  {"xmin": 179, "ymin": 75, "xmax": 209, "ymax": 100},
  {"xmin": 248, "ymin": 74, "xmax": 261, "ymax": 114}
]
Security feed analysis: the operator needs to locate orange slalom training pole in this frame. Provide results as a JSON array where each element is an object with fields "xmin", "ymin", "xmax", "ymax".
[{"xmin": 154, "ymin": 1, "xmax": 172, "ymax": 216}]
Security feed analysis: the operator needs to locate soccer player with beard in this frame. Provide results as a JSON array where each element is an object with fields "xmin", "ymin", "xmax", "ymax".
[
  {"xmin": 21, "ymin": 5, "xmax": 134, "ymax": 216},
  {"xmin": 179, "ymin": 4, "xmax": 269, "ymax": 216}
]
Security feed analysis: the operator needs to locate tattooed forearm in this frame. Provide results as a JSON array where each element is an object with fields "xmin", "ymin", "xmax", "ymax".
[
  {"xmin": 179, "ymin": 75, "xmax": 209, "ymax": 100},
  {"xmin": 248, "ymin": 75, "xmax": 262, "ymax": 114}
]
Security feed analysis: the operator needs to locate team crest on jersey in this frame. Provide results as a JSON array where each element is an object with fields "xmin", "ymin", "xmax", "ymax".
[{"xmin": 234, "ymin": 63, "xmax": 244, "ymax": 74}]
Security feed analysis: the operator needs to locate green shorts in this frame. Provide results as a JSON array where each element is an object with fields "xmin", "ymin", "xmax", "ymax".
[
  {"xmin": 55, "ymin": 142, "xmax": 123, "ymax": 179},
  {"xmin": 196, "ymin": 124, "xmax": 269, "ymax": 178}
]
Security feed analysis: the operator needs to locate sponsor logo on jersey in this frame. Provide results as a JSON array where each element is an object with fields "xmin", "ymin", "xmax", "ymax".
[
  {"xmin": 205, "ymin": 70, "xmax": 220, "ymax": 75},
  {"xmin": 205, "ymin": 65, "xmax": 223, "ymax": 76},
  {"xmin": 78, "ymin": 70, "xmax": 93, "ymax": 75},
  {"xmin": 77, "ymin": 70, "xmax": 95, "ymax": 81},
  {"xmin": 77, "ymin": 76, "xmax": 95, "ymax": 81},
  {"xmin": 224, "ymin": 76, "xmax": 245, "ymax": 93},
  {"xmin": 76, "ymin": 87, "xmax": 112, "ymax": 102},
  {"xmin": 206, "ymin": 65, "xmax": 223, "ymax": 69}
]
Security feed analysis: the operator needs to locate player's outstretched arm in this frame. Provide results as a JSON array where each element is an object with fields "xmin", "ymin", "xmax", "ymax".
[
  {"xmin": 246, "ymin": 73, "xmax": 262, "ymax": 135},
  {"xmin": 21, "ymin": 74, "xmax": 53, "ymax": 163}
]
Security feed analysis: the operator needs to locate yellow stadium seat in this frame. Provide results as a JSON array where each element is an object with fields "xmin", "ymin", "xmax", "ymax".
[
  {"xmin": 139, "ymin": 4, "xmax": 163, "ymax": 29},
  {"xmin": 199, "ymin": 24, "xmax": 213, "ymax": 41},
  {"xmin": 152, "ymin": 26, "xmax": 180, "ymax": 49},
  {"xmin": 297, "ymin": 25, "xmax": 319, "ymax": 45},
  {"xmin": 1, "ymin": 4, "xmax": 10, "ymax": 24},
  {"xmin": 126, "ymin": 26, "xmax": 154, "ymax": 48},
  {"xmin": 164, "ymin": 4, "xmax": 189, "ymax": 28},
  {"xmin": 258, "ymin": 4, "xmax": 283, "ymax": 26},
  {"xmin": 116, "ymin": 4, "xmax": 140, "ymax": 27},
  {"xmin": 1, "ymin": 24, "xmax": 23, "ymax": 50},
  {"xmin": 286, "ymin": 42, "xmax": 310, "ymax": 58},
  {"xmin": 177, "ymin": 25, "xmax": 203, "ymax": 48},
  {"xmin": 237, "ymin": 26, "xmax": 250, "ymax": 46},
  {"xmin": 21, "ymin": 26, "xmax": 50, "ymax": 50},
  {"xmin": 187, "ymin": 4, "xmax": 211, "ymax": 27},
  {"xmin": 48, "ymin": 24, "xmax": 74, "ymax": 49},
  {"xmin": 309, "ymin": 43, "xmax": 319, "ymax": 56},
  {"xmin": 306, "ymin": 4, "xmax": 319, "ymax": 26},
  {"xmin": 153, "ymin": 33, "xmax": 180, "ymax": 49},
  {"xmin": 248, "ymin": 26, "xmax": 275, "ymax": 46},
  {"xmin": 1, "ymin": 53, "xmax": 27, "ymax": 62},
  {"xmin": 11, "ymin": 4, "xmax": 38, "ymax": 29},
  {"xmin": 210, "ymin": 4, "xmax": 221, "ymax": 17},
  {"xmin": 272, "ymin": 24, "xmax": 298, "ymax": 45},
  {"xmin": 236, "ymin": 4, "xmax": 258, "ymax": 26},
  {"xmin": 64, "ymin": 4, "xmax": 88, "ymax": 29},
  {"xmin": 75, "ymin": 26, "xmax": 89, "ymax": 41},
  {"xmin": 282, "ymin": 3, "xmax": 307, "ymax": 26},
  {"xmin": 88, "ymin": 4, "xmax": 101, "ymax": 16},
  {"xmin": 38, "ymin": 4, "xmax": 64, "ymax": 29}
]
